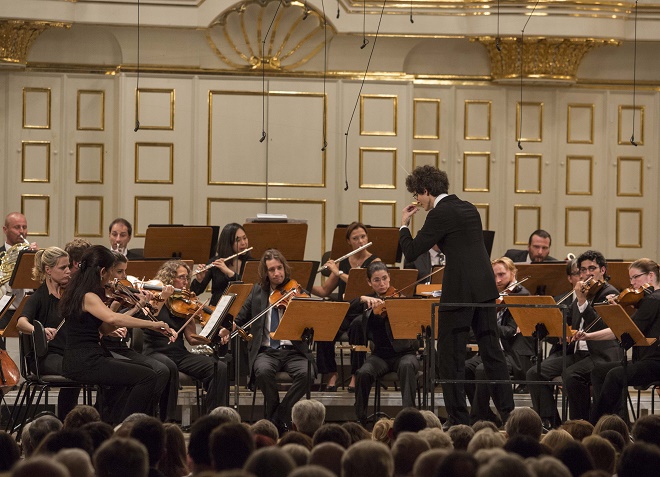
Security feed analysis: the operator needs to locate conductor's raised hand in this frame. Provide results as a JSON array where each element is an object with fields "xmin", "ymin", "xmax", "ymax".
[{"xmin": 401, "ymin": 204, "xmax": 419, "ymax": 227}]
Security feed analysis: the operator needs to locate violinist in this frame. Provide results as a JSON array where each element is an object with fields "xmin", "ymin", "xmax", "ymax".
[
  {"xmin": 353, "ymin": 262, "xmax": 420, "ymax": 425},
  {"xmin": 142, "ymin": 260, "xmax": 229, "ymax": 413},
  {"xmin": 59, "ymin": 245, "xmax": 174, "ymax": 423},
  {"xmin": 464, "ymin": 257, "xmax": 533, "ymax": 426},
  {"xmin": 230, "ymin": 249, "xmax": 313, "ymax": 436},
  {"xmin": 527, "ymin": 250, "xmax": 621, "ymax": 428},
  {"xmin": 16, "ymin": 246, "xmax": 79, "ymax": 419},
  {"xmin": 311, "ymin": 221, "xmax": 380, "ymax": 391},
  {"xmin": 100, "ymin": 252, "xmax": 178, "ymax": 422},
  {"xmin": 577, "ymin": 258, "xmax": 660, "ymax": 423},
  {"xmin": 191, "ymin": 223, "xmax": 251, "ymax": 306}
]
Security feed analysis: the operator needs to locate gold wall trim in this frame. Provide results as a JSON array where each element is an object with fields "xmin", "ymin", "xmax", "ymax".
[
  {"xmin": 207, "ymin": 90, "xmax": 327, "ymax": 187},
  {"xmin": 566, "ymin": 155, "xmax": 593, "ymax": 196},
  {"xmin": 0, "ymin": 20, "xmax": 70, "ymax": 65},
  {"xmin": 616, "ymin": 208, "xmax": 643, "ymax": 248},
  {"xmin": 464, "ymin": 100, "xmax": 491, "ymax": 140},
  {"xmin": 21, "ymin": 141, "xmax": 51, "ymax": 183},
  {"xmin": 20, "ymin": 194, "xmax": 50, "ymax": 236},
  {"xmin": 513, "ymin": 205, "xmax": 541, "ymax": 245},
  {"xmin": 463, "ymin": 152, "xmax": 491, "ymax": 192},
  {"xmin": 135, "ymin": 88, "xmax": 175, "ymax": 131},
  {"xmin": 74, "ymin": 196, "xmax": 104, "ymax": 237},
  {"xmin": 618, "ymin": 105, "xmax": 645, "ymax": 146},
  {"xmin": 77, "ymin": 90, "xmax": 105, "ymax": 131},
  {"xmin": 567, "ymin": 103, "xmax": 595, "ymax": 144},
  {"xmin": 565, "ymin": 206, "xmax": 592, "ymax": 247},
  {"xmin": 412, "ymin": 150, "xmax": 440, "ymax": 169},
  {"xmin": 413, "ymin": 98, "xmax": 440, "ymax": 139},
  {"xmin": 617, "ymin": 156, "xmax": 644, "ymax": 197},
  {"xmin": 205, "ymin": 197, "xmax": 326, "ymax": 257},
  {"xmin": 358, "ymin": 200, "xmax": 397, "ymax": 227},
  {"xmin": 515, "ymin": 153, "xmax": 542, "ymax": 194},
  {"xmin": 76, "ymin": 143, "xmax": 105, "ymax": 184},
  {"xmin": 134, "ymin": 196, "xmax": 174, "ymax": 237},
  {"xmin": 360, "ymin": 94, "xmax": 398, "ymax": 136},
  {"xmin": 135, "ymin": 142, "xmax": 175, "ymax": 184},
  {"xmin": 516, "ymin": 102, "xmax": 543, "ymax": 143},
  {"xmin": 359, "ymin": 147, "xmax": 397, "ymax": 189},
  {"xmin": 473, "ymin": 203, "xmax": 490, "ymax": 230},
  {"xmin": 22, "ymin": 87, "xmax": 51, "ymax": 129}
]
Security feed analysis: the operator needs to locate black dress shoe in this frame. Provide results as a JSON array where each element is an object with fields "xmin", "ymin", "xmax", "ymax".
[
  {"xmin": 325, "ymin": 384, "xmax": 338, "ymax": 392},
  {"xmin": 541, "ymin": 418, "xmax": 554, "ymax": 433},
  {"xmin": 347, "ymin": 386, "xmax": 356, "ymax": 393}
]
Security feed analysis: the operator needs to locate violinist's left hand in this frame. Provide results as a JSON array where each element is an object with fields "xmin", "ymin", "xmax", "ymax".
[
  {"xmin": 606, "ymin": 293, "xmax": 617, "ymax": 305},
  {"xmin": 160, "ymin": 285, "xmax": 175, "ymax": 301}
]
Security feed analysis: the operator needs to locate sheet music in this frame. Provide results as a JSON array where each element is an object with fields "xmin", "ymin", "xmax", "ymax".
[
  {"xmin": 200, "ymin": 294, "xmax": 235, "ymax": 338},
  {"xmin": 0, "ymin": 294, "xmax": 15, "ymax": 315}
]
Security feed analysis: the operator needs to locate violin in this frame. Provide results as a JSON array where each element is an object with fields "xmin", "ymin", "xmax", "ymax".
[
  {"xmin": 609, "ymin": 283, "xmax": 654, "ymax": 307},
  {"xmin": 580, "ymin": 276, "xmax": 606, "ymax": 300},
  {"xmin": 167, "ymin": 292, "xmax": 216, "ymax": 326},
  {"xmin": 371, "ymin": 286, "xmax": 403, "ymax": 316},
  {"xmin": 496, "ymin": 276, "xmax": 531, "ymax": 304},
  {"xmin": 269, "ymin": 278, "xmax": 310, "ymax": 308}
]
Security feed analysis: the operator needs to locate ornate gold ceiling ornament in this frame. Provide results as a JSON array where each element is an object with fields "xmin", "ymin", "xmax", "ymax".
[
  {"xmin": 206, "ymin": 0, "xmax": 337, "ymax": 71},
  {"xmin": 474, "ymin": 37, "xmax": 620, "ymax": 83},
  {"xmin": 0, "ymin": 20, "xmax": 71, "ymax": 66}
]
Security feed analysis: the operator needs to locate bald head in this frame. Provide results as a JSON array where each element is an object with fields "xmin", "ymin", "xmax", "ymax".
[{"xmin": 3, "ymin": 212, "xmax": 28, "ymax": 246}]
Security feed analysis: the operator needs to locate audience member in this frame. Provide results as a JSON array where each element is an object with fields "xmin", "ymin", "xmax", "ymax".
[
  {"xmin": 418, "ymin": 428, "xmax": 453, "ymax": 449},
  {"xmin": 597, "ymin": 429, "xmax": 626, "ymax": 454},
  {"xmin": 392, "ymin": 408, "xmax": 427, "ymax": 439},
  {"xmin": 412, "ymin": 449, "xmax": 450, "ymax": 477},
  {"xmin": 392, "ymin": 432, "xmax": 430, "ymax": 477},
  {"xmin": 372, "ymin": 418, "xmax": 394, "ymax": 447},
  {"xmin": 54, "ymin": 448, "xmax": 94, "ymax": 477},
  {"xmin": 80, "ymin": 421, "xmax": 114, "ymax": 453},
  {"xmin": 471, "ymin": 447, "xmax": 507, "ymax": 466},
  {"xmin": 593, "ymin": 413, "xmax": 630, "ymax": 445},
  {"xmin": 341, "ymin": 440, "xmax": 394, "ymax": 477},
  {"xmin": 187, "ymin": 415, "xmax": 231, "ymax": 475},
  {"xmin": 63, "ymin": 405, "xmax": 101, "ymax": 429},
  {"xmin": 129, "ymin": 417, "xmax": 166, "ymax": 477},
  {"xmin": 505, "ymin": 407, "xmax": 542, "ymax": 441},
  {"xmin": 617, "ymin": 441, "xmax": 660, "ymax": 477},
  {"xmin": 420, "ymin": 410, "xmax": 442, "ymax": 429},
  {"xmin": 281, "ymin": 443, "xmax": 310, "ymax": 467},
  {"xmin": 447, "ymin": 424, "xmax": 474, "ymax": 451},
  {"xmin": 10, "ymin": 456, "xmax": 70, "ymax": 477},
  {"xmin": 560, "ymin": 419, "xmax": 594, "ymax": 441},
  {"xmin": 471, "ymin": 421, "xmax": 498, "ymax": 433},
  {"xmin": 251, "ymin": 419, "xmax": 279, "ymax": 444},
  {"xmin": 254, "ymin": 434, "xmax": 276, "ymax": 448},
  {"xmin": 289, "ymin": 466, "xmax": 334, "ymax": 477},
  {"xmin": 94, "ymin": 437, "xmax": 149, "ymax": 477},
  {"xmin": 312, "ymin": 424, "xmax": 351, "ymax": 449},
  {"xmin": 525, "ymin": 456, "xmax": 572, "ymax": 477},
  {"xmin": 631, "ymin": 414, "xmax": 660, "ymax": 447},
  {"xmin": 309, "ymin": 442, "xmax": 345, "ymax": 476},
  {"xmin": 341, "ymin": 422, "xmax": 371, "ymax": 445},
  {"xmin": 277, "ymin": 431, "xmax": 313, "ymax": 450},
  {"xmin": 582, "ymin": 435, "xmax": 616, "ymax": 475},
  {"xmin": 210, "ymin": 406, "xmax": 242, "ymax": 424},
  {"xmin": 503, "ymin": 435, "xmax": 549, "ymax": 459},
  {"xmin": 433, "ymin": 451, "xmax": 477, "ymax": 477},
  {"xmin": 466, "ymin": 429, "xmax": 505, "ymax": 453},
  {"xmin": 476, "ymin": 453, "xmax": 533, "ymax": 477},
  {"xmin": 540, "ymin": 429, "xmax": 574, "ymax": 451},
  {"xmin": 158, "ymin": 423, "xmax": 188, "ymax": 477},
  {"xmin": 210, "ymin": 423, "xmax": 255, "ymax": 472},
  {"xmin": 115, "ymin": 413, "xmax": 151, "ymax": 437},
  {"xmin": 243, "ymin": 447, "xmax": 296, "ymax": 477},
  {"xmin": 553, "ymin": 441, "xmax": 595, "ymax": 477},
  {"xmin": 0, "ymin": 431, "xmax": 20, "ymax": 473},
  {"xmin": 291, "ymin": 399, "xmax": 326, "ymax": 438},
  {"xmin": 23, "ymin": 414, "xmax": 62, "ymax": 457},
  {"xmin": 36, "ymin": 428, "xmax": 94, "ymax": 456}
]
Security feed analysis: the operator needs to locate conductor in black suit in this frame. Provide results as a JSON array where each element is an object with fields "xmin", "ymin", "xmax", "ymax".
[
  {"xmin": 399, "ymin": 165, "xmax": 514, "ymax": 426},
  {"xmin": 504, "ymin": 229, "xmax": 556, "ymax": 263}
]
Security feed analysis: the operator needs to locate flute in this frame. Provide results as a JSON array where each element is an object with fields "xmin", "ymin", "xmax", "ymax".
[
  {"xmin": 316, "ymin": 242, "xmax": 373, "ymax": 274},
  {"xmin": 194, "ymin": 247, "xmax": 253, "ymax": 275}
]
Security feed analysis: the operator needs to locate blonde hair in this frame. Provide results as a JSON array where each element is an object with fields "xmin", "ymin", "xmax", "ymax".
[
  {"xmin": 371, "ymin": 418, "xmax": 394, "ymax": 447},
  {"xmin": 32, "ymin": 247, "xmax": 69, "ymax": 282},
  {"xmin": 491, "ymin": 256, "xmax": 517, "ymax": 276}
]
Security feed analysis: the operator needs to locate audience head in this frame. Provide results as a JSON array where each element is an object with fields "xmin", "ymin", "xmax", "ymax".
[
  {"xmin": 372, "ymin": 418, "xmax": 394, "ymax": 447},
  {"xmin": 413, "ymin": 449, "xmax": 451, "ymax": 477},
  {"xmin": 433, "ymin": 450, "xmax": 477, "ymax": 477},
  {"xmin": 11, "ymin": 455, "xmax": 70, "ymax": 477},
  {"xmin": 243, "ymin": 446, "xmax": 296, "ymax": 477},
  {"xmin": 251, "ymin": 419, "xmax": 279, "ymax": 443},
  {"xmin": 420, "ymin": 410, "xmax": 442, "ymax": 429},
  {"xmin": 24, "ymin": 414, "xmax": 63, "ymax": 456},
  {"xmin": 281, "ymin": 443, "xmax": 310, "ymax": 467},
  {"xmin": 392, "ymin": 432, "xmax": 431, "ymax": 477},
  {"xmin": 540, "ymin": 429, "xmax": 574, "ymax": 451},
  {"xmin": 447, "ymin": 424, "xmax": 474, "ymax": 451},
  {"xmin": 617, "ymin": 441, "xmax": 660, "ymax": 477},
  {"xmin": 80, "ymin": 421, "xmax": 114, "ymax": 453},
  {"xmin": 209, "ymin": 406, "xmax": 242, "ymax": 424},
  {"xmin": 0, "ymin": 431, "xmax": 20, "ymax": 472},
  {"xmin": 129, "ymin": 416, "xmax": 165, "ymax": 467},
  {"xmin": 471, "ymin": 447, "xmax": 507, "ymax": 467},
  {"xmin": 525, "ymin": 456, "xmax": 572, "ymax": 477},
  {"xmin": 341, "ymin": 440, "xmax": 394, "ymax": 477},
  {"xmin": 210, "ymin": 422, "xmax": 255, "ymax": 471},
  {"xmin": 54, "ymin": 448, "xmax": 94, "ymax": 477},
  {"xmin": 505, "ymin": 407, "xmax": 543, "ymax": 441},
  {"xmin": 631, "ymin": 414, "xmax": 660, "ymax": 447},
  {"xmin": 94, "ymin": 437, "xmax": 149, "ymax": 477},
  {"xmin": 553, "ymin": 440, "xmax": 595, "ymax": 477},
  {"xmin": 36, "ymin": 428, "xmax": 94, "ymax": 456},
  {"xmin": 582, "ymin": 435, "xmax": 616, "ymax": 475},
  {"xmin": 466, "ymin": 428, "xmax": 505, "ymax": 453},
  {"xmin": 158, "ymin": 423, "xmax": 188, "ymax": 477},
  {"xmin": 560, "ymin": 419, "xmax": 594, "ymax": 442},
  {"xmin": 277, "ymin": 431, "xmax": 313, "ymax": 450},
  {"xmin": 476, "ymin": 453, "xmax": 533, "ymax": 477},
  {"xmin": 312, "ymin": 424, "xmax": 351, "ymax": 449},
  {"xmin": 392, "ymin": 408, "xmax": 427, "ymax": 438},
  {"xmin": 503, "ymin": 434, "xmax": 549, "ymax": 459},
  {"xmin": 291, "ymin": 399, "xmax": 326, "ymax": 437},
  {"xmin": 63, "ymin": 405, "xmax": 101, "ymax": 429},
  {"xmin": 418, "ymin": 427, "xmax": 453, "ymax": 449},
  {"xmin": 290, "ymin": 465, "xmax": 335, "ymax": 477},
  {"xmin": 341, "ymin": 422, "xmax": 371, "ymax": 445},
  {"xmin": 597, "ymin": 429, "xmax": 626, "ymax": 453},
  {"xmin": 309, "ymin": 441, "xmax": 345, "ymax": 476},
  {"xmin": 593, "ymin": 413, "xmax": 630, "ymax": 444},
  {"xmin": 187, "ymin": 414, "xmax": 231, "ymax": 472},
  {"xmin": 472, "ymin": 420, "xmax": 499, "ymax": 433}
]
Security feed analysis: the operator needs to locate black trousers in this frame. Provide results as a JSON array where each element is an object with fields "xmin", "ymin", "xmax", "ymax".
[
  {"xmin": 437, "ymin": 303, "xmax": 514, "ymax": 425},
  {"xmin": 316, "ymin": 315, "xmax": 362, "ymax": 376},
  {"xmin": 526, "ymin": 351, "xmax": 593, "ymax": 421},
  {"xmin": 354, "ymin": 352, "xmax": 420, "ymax": 421},
  {"xmin": 465, "ymin": 353, "xmax": 514, "ymax": 423},
  {"xmin": 253, "ymin": 347, "xmax": 313, "ymax": 424},
  {"xmin": 590, "ymin": 358, "xmax": 660, "ymax": 424},
  {"xmin": 40, "ymin": 353, "xmax": 81, "ymax": 420}
]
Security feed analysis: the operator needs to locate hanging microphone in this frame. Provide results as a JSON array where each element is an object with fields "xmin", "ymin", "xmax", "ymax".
[
  {"xmin": 630, "ymin": 135, "xmax": 638, "ymax": 146},
  {"xmin": 321, "ymin": 141, "xmax": 327, "ymax": 152},
  {"xmin": 496, "ymin": 37, "xmax": 501, "ymax": 52},
  {"xmin": 259, "ymin": 131, "xmax": 266, "ymax": 143},
  {"xmin": 517, "ymin": 141, "xmax": 523, "ymax": 150},
  {"xmin": 410, "ymin": 14, "xmax": 414, "ymax": 23},
  {"xmin": 303, "ymin": 9, "xmax": 309, "ymax": 20},
  {"xmin": 360, "ymin": 38, "xmax": 369, "ymax": 49},
  {"xmin": 336, "ymin": 7, "xmax": 340, "ymax": 18},
  {"xmin": 134, "ymin": 120, "xmax": 140, "ymax": 132},
  {"xmin": 344, "ymin": 180, "xmax": 349, "ymax": 191}
]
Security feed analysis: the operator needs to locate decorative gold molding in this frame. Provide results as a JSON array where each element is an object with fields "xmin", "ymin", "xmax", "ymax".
[
  {"xmin": 515, "ymin": 154, "xmax": 542, "ymax": 194},
  {"xmin": 413, "ymin": 98, "xmax": 440, "ymax": 139},
  {"xmin": 135, "ymin": 143, "xmax": 175, "ymax": 184},
  {"xmin": 135, "ymin": 89, "xmax": 175, "ymax": 131},
  {"xmin": 463, "ymin": 152, "xmax": 491, "ymax": 192},
  {"xmin": 20, "ymin": 194, "xmax": 50, "ymax": 236},
  {"xmin": 358, "ymin": 200, "xmax": 397, "ymax": 227},
  {"xmin": 474, "ymin": 37, "xmax": 619, "ymax": 83},
  {"xmin": 516, "ymin": 102, "xmax": 543, "ymax": 142},
  {"xmin": 617, "ymin": 156, "xmax": 644, "ymax": 197},
  {"xmin": 412, "ymin": 150, "xmax": 440, "ymax": 169},
  {"xmin": 567, "ymin": 103, "xmax": 594, "ymax": 144},
  {"xmin": 464, "ymin": 100, "xmax": 491, "ymax": 140},
  {"xmin": 21, "ymin": 141, "xmax": 51, "ymax": 183},
  {"xmin": 566, "ymin": 155, "xmax": 593, "ymax": 196},
  {"xmin": 0, "ymin": 20, "xmax": 70, "ymax": 66},
  {"xmin": 23, "ymin": 88, "xmax": 51, "ymax": 130},
  {"xmin": 513, "ymin": 205, "xmax": 540, "ymax": 245},
  {"xmin": 360, "ymin": 94, "xmax": 398, "ymax": 136},
  {"xmin": 359, "ymin": 147, "xmax": 397, "ymax": 189},
  {"xmin": 473, "ymin": 203, "xmax": 490, "ymax": 230},
  {"xmin": 134, "ymin": 196, "xmax": 174, "ymax": 237},
  {"xmin": 74, "ymin": 196, "xmax": 104, "ymax": 238},
  {"xmin": 206, "ymin": 0, "xmax": 337, "ymax": 71},
  {"xmin": 76, "ymin": 143, "xmax": 105, "ymax": 184},
  {"xmin": 565, "ymin": 207, "xmax": 592, "ymax": 247},
  {"xmin": 618, "ymin": 105, "xmax": 644, "ymax": 146},
  {"xmin": 77, "ymin": 90, "xmax": 105, "ymax": 131},
  {"xmin": 616, "ymin": 208, "xmax": 643, "ymax": 248}
]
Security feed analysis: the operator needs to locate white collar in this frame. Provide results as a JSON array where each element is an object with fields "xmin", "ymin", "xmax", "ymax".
[{"xmin": 433, "ymin": 194, "xmax": 448, "ymax": 207}]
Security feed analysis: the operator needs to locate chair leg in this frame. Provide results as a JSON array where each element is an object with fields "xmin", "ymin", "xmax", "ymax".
[
  {"xmin": 250, "ymin": 388, "xmax": 257, "ymax": 423},
  {"xmin": 5, "ymin": 381, "xmax": 27, "ymax": 433}
]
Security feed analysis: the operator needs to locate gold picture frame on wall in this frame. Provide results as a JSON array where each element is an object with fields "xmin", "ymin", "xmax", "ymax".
[
  {"xmin": 135, "ymin": 88, "xmax": 175, "ymax": 131},
  {"xmin": 77, "ymin": 90, "xmax": 105, "ymax": 131},
  {"xmin": 464, "ymin": 100, "xmax": 492, "ymax": 141},
  {"xmin": 359, "ymin": 147, "xmax": 397, "ymax": 189},
  {"xmin": 618, "ymin": 105, "xmax": 644, "ymax": 146},
  {"xmin": 567, "ymin": 103, "xmax": 594, "ymax": 144},
  {"xmin": 22, "ymin": 87, "xmax": 51, "ymax": 130},
  {"xmin": 515, "ymin": 102, "xmax": 543, "ymax": 143},
  {"xmin": 360, "ymin": 94, "xmax": 398, "ymax": 136},
  {"xmin": 413, "ymin": 98, "xmax": 440, "ymax": 139},
  {"xmin": 74, "ymin": 196, "xmax": 104, "ymax": 237}
]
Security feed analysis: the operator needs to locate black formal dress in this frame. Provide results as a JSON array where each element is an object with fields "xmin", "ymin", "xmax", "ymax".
[
  {"xmin": 526, "ymin": 283, "xmax": 622, "ymax": 422},
  {"xmin": 234, "ymin": 283, "xmax": 314, "ymax": 427},
  {"xmin": 590, "ymin": 289, "xmax": 660, "ymax": 423},
  {"xmin": 62, "ymin": 298, "xmax": 158, "ymax": 424},
  {"xmin": 399, "ymin": 194, "xmax": 514, "ymax": 425},
  {"xmin": 351, "ymin": 295, "xmax": 420, "ymax": 422},
  {"xmin": 143, "ymin": 306, "xmax": 228, "ymax": 413}
]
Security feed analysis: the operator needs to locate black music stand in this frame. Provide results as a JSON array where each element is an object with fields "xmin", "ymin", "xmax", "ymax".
[
  {"xmin": 242, "ymin": 222, "xmax": 308, "ymax": 261},
  {"xmin": 0, "ymin": 295, "xmax": 17, "ymax": 338},
  {"xmin": 271, "ymin": 298, "xmax": 348, "ymax": 398},
  {"xmin": 514, "ymin": 263, "xmax": 569, "ymax": 296},
  {"xmin": 9, "ymin": 250, "xmax": 40, "ymax": 290},
  {"xmin": 143, "ymin": 226, "xmax": 214, "ymax": 264},
  {"xmin": 343, "ymin": 268, "xmax": 418, "ymax": 302},
  {"xmin": 241, "ymin": 260, "xmax": 319, "ymax": 292}
]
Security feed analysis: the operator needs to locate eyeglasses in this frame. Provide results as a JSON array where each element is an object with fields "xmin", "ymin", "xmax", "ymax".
[
  {"xmin": 579, "ymin": 266, "xmax": 599, "ymax": 274},
  {"xmin": 176, "ymin": 274, "xmax": 188, "ymax": 280},
  {"xmin": 413, "ymin": 193, "xmax": 418, "ymax": 200},
  {"xmin": 630, "ymin": 272, "xmax": 649, "ymax": 280}
]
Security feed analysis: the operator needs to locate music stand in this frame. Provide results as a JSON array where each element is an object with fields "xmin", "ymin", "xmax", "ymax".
[
  {"xmin": 126, "ymin": 259, "xmax": 194, "ymax": 281},
  {"xmin": 0, "ymin": 296, "xmax": 27, "ymax": 338},
  {"xmin": 9, "ymin": 250, "xmax": 40, "ymax": 289},
  {"xmin": 143, "ymin": 226, "xmax": 214, "ymax": 264},
  {"xmin": 430, "ymin": 266, "xmax": 444, "ymax": 284},
  {"xmin": 242, "ymin": 222, "xmax": 308, "ymax": 261},
  {"xmin": 330, "ymin": 226, "xmax": 401, "ymax": 264},
  {"xmin": 514, "ymin": 263, "xmax": 569, "ymax": 296},
  {"xmin": 343, "ymin": 268, "xmax": 418, "ymax": 302},
  {"xmin": 607, "ymin": 262, "xmax": 634, "ymax": 293},
  {"xmin": 272, "ymin": 298, "xmax": 348, "ymax": 398},
  {"xmin": 241, "ymin": 260, "xmax": 319, "ymax": 292}
]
